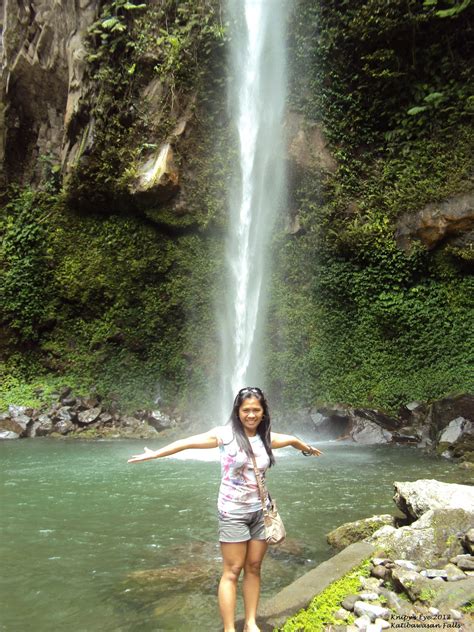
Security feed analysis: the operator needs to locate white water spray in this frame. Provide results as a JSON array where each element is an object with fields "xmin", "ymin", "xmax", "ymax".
[{"xmin": 220, "ymin": 0, "xmax": 288, "ymax": 416}]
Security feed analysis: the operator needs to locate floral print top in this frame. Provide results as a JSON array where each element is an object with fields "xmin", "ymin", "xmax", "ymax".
[{"xmin": 214, "ymin": 425, "xmax": 270, "ymax": 516}]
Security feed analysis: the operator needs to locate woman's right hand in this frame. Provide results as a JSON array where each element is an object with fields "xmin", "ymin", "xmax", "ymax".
[{"xmin": 127, "ymin": 447, "xmax": 157, "ymax": 463}]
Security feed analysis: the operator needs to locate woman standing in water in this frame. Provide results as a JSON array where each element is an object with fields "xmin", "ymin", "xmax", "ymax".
[{"xmin": 128, "ymin": 386, "xmax": 321, "ymax": 632}]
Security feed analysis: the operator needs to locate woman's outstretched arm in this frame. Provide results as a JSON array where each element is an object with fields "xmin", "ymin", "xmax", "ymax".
[
  {"xmin": 270, "ymin": 432, "xmax": 322, "ymax": 456},
  {"xmin": 127, "ymin": 430, "xmax": 219, "ymax": 463}
]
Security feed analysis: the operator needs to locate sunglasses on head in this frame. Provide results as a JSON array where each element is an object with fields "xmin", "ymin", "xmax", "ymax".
[{"xmin": 238, "ymin": 387, "xmax": 263, "ymax": 396}]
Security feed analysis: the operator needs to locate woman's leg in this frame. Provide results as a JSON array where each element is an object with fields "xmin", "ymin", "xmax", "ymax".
[
  {"xmin": 242, "ymin": 539, "xmax": 268, "ymax": 632},
  {"xmin": 218, "ymin": 541, "xmax": 248, "ymax": 632}
]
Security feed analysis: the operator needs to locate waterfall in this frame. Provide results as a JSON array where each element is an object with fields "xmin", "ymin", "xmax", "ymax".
[{"xmin": 220, "ymin": 0, "xmax": 288, "ymax": 416}]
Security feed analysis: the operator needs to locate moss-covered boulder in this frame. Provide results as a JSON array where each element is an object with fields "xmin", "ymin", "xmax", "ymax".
[
  {"xmin": 369, "ymin": 508, "xmax": 472, "ymax": 566},
  {"xmin": 327, "ymin": 515, "xmax": 396, "ymax": 550}
]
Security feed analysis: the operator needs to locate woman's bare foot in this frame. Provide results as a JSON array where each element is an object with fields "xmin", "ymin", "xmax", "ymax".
[{"xmin": 243, "ymin": 624, "xmax": 260, "ymax": 632}]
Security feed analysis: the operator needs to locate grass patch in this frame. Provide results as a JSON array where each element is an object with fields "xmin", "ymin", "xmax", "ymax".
[{"xmin": 278, "ymin": 559, "xmax": 371, "ymax": 632}]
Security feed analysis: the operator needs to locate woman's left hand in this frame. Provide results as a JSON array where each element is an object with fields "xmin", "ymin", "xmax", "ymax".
[{"xmin": 302, "ymin": 446, "xmax": 322, "ymax": 456}]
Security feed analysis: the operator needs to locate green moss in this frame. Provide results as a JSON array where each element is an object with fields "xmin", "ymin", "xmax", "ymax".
[
  {"xmin": 418, "ymin": 588, "xmax": 436, "ymax": 603},
  {"xmin": 278, "ymin": 559, "xmax": 371, "ymax": 632}
]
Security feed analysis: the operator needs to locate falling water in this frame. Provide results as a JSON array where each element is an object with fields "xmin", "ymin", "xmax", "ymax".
[{"xmin": 220, "ymin": 0, "xmax": 288, "ymax": 415}]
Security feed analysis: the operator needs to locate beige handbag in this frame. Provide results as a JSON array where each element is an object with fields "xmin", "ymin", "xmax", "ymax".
[{"xmin": 250, "ymin": 451, "xmax": 286, "ymax": 545}]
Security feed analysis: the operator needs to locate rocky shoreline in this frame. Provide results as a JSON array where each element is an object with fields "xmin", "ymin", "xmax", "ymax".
[
  {"xmin": 1, "ymin": 389, "xmax": 472, "ymax": 465},
  {"xmin": 0, "ymin": 386, "xmax": 180, "ymax": 441},
  {"xmin": 267, "ymin": 479, "xmax": 474, "ymax": 632}
]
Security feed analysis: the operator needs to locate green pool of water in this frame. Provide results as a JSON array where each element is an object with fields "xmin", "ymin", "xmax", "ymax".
[{"xmin": 0, "ymin": 439, "xmax": 468, "ymax": 631}]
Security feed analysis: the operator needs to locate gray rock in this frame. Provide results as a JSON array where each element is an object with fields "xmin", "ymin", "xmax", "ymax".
[
  {"xmin": 61, "ymin": 397, "xmax": 77, "ymax": 407},
  {"xmin": 462, "ymin": 529, "xmax": 474, "ymax": 554},
  {"xmin": 0, "ymin": 430, "xmax": 20, "ymax": 439},
  {"xmin": 334, "ymin": 607, "xmax": 351, "ymax": 621},
  {"xmin": 371, "ymin": 565, "xmax": 389, "ymax": 580},
  {"xmin": 374, "ymin": 619, "xmax": 390, "ymax": 630},
  {"xmin": 353, "ymin": 601, "xmax": 390, "ymax": 622},
  {"xmin": 432, "ymin": 576, "xmax": 474, "ymax": 610},
  {"xmin": 350, "ymin": 419, "xmax": 392, "ymax": 445},
  {"xmin": 341, "ymin": 594, "xmax": 360, "ymax": 611},
  {"xmin": 393, "ymin": 480, "xmax": 474, "ymax": 520},
  {"xmin": 98, "ymin": 412, "xmax": 113, "ymax": 425},
  {"xmin": 359, "ymin": 592, "xmax": 380, "ymax": 601},
  {"xmin": 78, "ymin": 407, "xmax": 102, "ymax": 425},
  {"xmin": 359, "ymin": 576, "xmax": 383, "ymax": 591},
  {"xmin": 465, "ymin": 528, "xmax": 474, "ymax": 543},
  {"xmin": 378, "ymin": 587, "xmax": 412, "ymax": 615},
  {"xmin": 54, "ymin": 407, "xmax": 75, "ymax": 423},
  {"xmin": 366, "ymin": 624, "xmax": 383, "ymax": 632},
  {"xmin": 438, "ymin": 417, "xmax": 469, "ymax": 444},
  {"xmin": 450, "ymin": 553, "xmax": 472, "ymax": 564},
  {"xmin": 421, "ymin": 569, "xmax": 448, "ymax": 579},
  {"xmin": 391, "ymin": 567, "xmax": 459, "ymax": 604},
  {"xmin": 370, "ymin": 508, "xmax": 471, "ymax": 566},
  {"xmin": 354, "ymin": 614, "xmax": 372, "ymax": 629},
  {"xmin": 372, "ymin": 558, "xmax": 391, "ymax": 566},
  {"xmin": 444, "ymin": 563, "xmax": 467, "ymax": 581},
  {"xmin": 146, "ymin": 409, "xmax": 177, "ymax": 432},
  {"xmin": 449, "ymin": 609, "xmax": 462, "ymax": 620},
  {"xmin": 54, "ymin": 419, "xmax": 74, "ymax": 435},
  {"xmin": 36, "ymin": 414, "xmax": 53, "ymax": 436},
  {"xmin": 121, "ymin": 416, "xmax": 141, "ymax": 428},
  {"xmin": 457, "ymin": 557, "xmax": 474, "ymax": 571},
  {"xmin": 394, "ymin": 559, "xmax": 421, "ymax": 572},
  {"xmin": 0, "ymin": 407, "xmax": 32, "ymax": 436}
]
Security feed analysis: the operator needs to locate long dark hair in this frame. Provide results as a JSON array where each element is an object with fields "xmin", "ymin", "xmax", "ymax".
[{"xmin": 228, "ymin": 387, "xmax": 275, "ymax": 467}]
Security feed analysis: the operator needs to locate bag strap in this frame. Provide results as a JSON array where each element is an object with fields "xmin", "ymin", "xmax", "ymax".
[{"xmin": 249, "ymin": 450, "xmax": 269, "ymax": 515}]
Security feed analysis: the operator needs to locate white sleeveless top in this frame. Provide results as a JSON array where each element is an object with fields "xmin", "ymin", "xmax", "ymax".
[{"xmin": 213, "ymin": 425, "xmax": 270, "ymax": 516}]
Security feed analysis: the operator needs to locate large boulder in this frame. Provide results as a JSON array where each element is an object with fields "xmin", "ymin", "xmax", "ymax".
[
  {"xmin": 327, "ymin": 515, "xmax": 396, "ymax": 550},
  {"xmin": 437, "ymin": 417, "xmax": 474, "ymax": 460},
  {"xmin": 0, "ymin": 406, "xmax": 33, "ymax": 436},
  {"xmin": 350, "ymin": 418, "xmax": 393, "ymax": 445},
  {"xmin": 393, "ymin": 479, "xmax": 474, "ymax": 520},
  {"xmin": 369, "ymin": 508, "xmax": 471, "ymax": 566}
]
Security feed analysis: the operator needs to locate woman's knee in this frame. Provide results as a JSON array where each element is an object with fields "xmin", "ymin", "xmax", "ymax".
[
  {"xmin": 244, "ymin": 558, "xmax": 263, "ymax": 576},
  {"xmin": 222, "ymin": 563, "xmax": 243, "ymax": 582}
]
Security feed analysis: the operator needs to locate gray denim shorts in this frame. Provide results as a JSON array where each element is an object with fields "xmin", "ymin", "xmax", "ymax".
[{"xmin": 218, "ymin": 509, "xmax": 266, "ymax": 543}]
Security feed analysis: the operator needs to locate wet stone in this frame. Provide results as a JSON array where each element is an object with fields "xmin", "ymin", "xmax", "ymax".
[{"xmin": 445, "ymin": 563, "xmax": 467, "ymax": 581}]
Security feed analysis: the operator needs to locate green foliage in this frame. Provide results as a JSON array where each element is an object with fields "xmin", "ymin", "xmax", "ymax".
[
  {"xmin": 278, "ymin": 559, "xmax": 371, "ymax": 631},
  {"xmin": 0, "ymin": 189, "xmax": 56, "ymax": 340},
  {"xmin": 266, "ymin": 1, "xmax": 474, "ymax": 412}
]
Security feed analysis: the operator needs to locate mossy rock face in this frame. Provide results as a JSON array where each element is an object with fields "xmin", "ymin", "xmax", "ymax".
[
  {"xmin": 327, "ymin": 515, "xmax": 396, "ymax": 550},
  {"xmin": 369, "ymin": 508, "xmax": 472, "ymax": 566}
]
